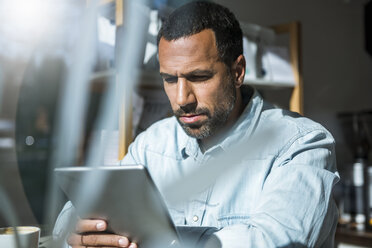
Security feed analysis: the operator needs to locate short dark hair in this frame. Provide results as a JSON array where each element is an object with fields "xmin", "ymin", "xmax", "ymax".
[{"xmin": 157, "ymin": 1, "xmax": 243, "ymax": 66}]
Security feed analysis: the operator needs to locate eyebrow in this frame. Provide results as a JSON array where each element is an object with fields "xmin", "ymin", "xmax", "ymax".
[
  {"xmin": 159, "ymin": 72, "xmax": 176, "ymax": 79},
  {"xmin": 160, "ymin": 69, "xmax": 216, "ymax": 79}
]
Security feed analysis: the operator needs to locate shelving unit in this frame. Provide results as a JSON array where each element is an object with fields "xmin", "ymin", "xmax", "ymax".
[{"xmin": 243, "ymin": 22, "xmax": 303, "ymax": 115}]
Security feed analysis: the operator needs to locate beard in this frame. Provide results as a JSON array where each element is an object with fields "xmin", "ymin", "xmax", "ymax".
[{"xmin": 174, "ymin": 76, "xmax": 236, "ymax": 140}]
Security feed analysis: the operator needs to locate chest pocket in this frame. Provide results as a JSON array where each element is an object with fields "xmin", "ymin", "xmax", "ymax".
[{"xmin": 206, "ymin": 157, "xmax": 275, "ymax": 228}]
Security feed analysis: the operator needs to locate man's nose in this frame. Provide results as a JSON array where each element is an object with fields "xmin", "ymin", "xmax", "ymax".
[{"xmin": 176, "ymin": 78, "xmax": 196, "ymax": 107}]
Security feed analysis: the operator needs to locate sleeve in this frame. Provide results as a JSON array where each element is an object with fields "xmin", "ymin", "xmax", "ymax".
[
  {"xmin": 213, "ymin": 129, "xmax": 340, "ymax": 248},
  {"xmin": 52, "ymin": 201, "xmax": 76, "ymax": 248}
]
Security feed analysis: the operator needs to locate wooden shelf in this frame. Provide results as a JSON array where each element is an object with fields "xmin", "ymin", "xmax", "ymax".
[
  {"xmin": 89, "ymin": 69, "xmax": 163, "ymax": 89},
  {"xmin": 336, "ymin": 227, "xmax": 372, "ymax": 247},
  {"xmin": 244, "ymin": 78, "xmax": 295, "ymax": 89}
]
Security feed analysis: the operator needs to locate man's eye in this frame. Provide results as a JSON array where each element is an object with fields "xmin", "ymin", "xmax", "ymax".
[
  {"xmin": 187, "ymin": 75, "xmax": 211, "ymax": 82},
  {"xmin": 164, "ymin": 77, "xmax": 178, "ymax": 83}
]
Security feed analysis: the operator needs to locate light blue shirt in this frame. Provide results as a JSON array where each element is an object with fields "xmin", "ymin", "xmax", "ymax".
[
  {"xmin": 121, "ymin": 86, "xmax": 339, "ymax": 247},
  {"xmin": 54, "ymin": 86, "xmax": 339, "ymax": 247}
]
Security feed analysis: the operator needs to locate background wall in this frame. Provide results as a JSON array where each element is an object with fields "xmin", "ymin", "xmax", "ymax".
[{"xmin": 215, "ymin": 0, "xmax": 372, "ymax": 178}]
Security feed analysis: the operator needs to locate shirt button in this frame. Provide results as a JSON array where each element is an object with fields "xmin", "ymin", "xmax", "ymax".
[{"xmin": 192, "ymin": 215, "xmax": 199, "ymax": 222}]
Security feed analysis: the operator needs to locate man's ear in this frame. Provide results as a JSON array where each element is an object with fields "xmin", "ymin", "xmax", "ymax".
[{"xmin": 232, "ymin": 54, "xmax": 246, "ymax": 88}]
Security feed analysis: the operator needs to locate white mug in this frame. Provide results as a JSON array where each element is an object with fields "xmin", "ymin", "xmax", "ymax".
[{"xmin": 0, "ymin": 226, "xmax": 40, "ymax": 248}]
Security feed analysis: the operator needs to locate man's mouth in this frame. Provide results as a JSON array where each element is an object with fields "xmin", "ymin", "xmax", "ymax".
[{"xmin": 179, "ymin": 114, "xmax": 206, "ymax": 124}]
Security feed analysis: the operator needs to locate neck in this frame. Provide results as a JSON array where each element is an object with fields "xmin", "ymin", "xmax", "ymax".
[{"xmin": 199, "ymin": 88, "xmax": 244, "ymax": 152}]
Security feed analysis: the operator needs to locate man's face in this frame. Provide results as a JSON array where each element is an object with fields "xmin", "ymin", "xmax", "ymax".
[{"xmin": 158, "ymin": 29, "xmax": 236, "ymax": 139}]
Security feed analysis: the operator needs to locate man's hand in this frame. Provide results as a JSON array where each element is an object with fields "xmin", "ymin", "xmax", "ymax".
[{"xmin": 67, "ymin": 219, "xmax": 138, "ymax": 248}]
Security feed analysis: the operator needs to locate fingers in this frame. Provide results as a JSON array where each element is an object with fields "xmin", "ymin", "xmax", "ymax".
[
  {"xmin": 128, "ymin": 243, "xmax": 138, "ymax": 248},
  {"xmin": 68, "ymin": 233, "xmax": 137, "ymax": 248},
  {"xmin": 71, "ymin": 219, "xmax": 138, "ymax": 247},
  {"xmin": 128, "ymin": 243, "xmax": 137, "ymax": 248},
  {"xmin": 75, "ymin": 219, "xmax": 107, "ymax": 233}
]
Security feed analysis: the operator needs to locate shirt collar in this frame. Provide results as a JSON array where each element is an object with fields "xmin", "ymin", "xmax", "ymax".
[
  {"xmin": 183, "ymin": 136, "xmax": 200, "ymax": 159},
  {"xmin": 219, "ymin": 86, "xmax": 263, "ymax": 151}
]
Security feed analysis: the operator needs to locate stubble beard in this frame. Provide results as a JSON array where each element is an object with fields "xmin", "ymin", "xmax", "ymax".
[{"xmin": 174, "ymin": 76, "xmax": 236, "ymax": 140}]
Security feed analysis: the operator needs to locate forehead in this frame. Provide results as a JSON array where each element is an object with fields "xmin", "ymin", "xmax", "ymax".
[{"xmin": 158, "ymin": 29, "xmax": 220, "ymax": 73}]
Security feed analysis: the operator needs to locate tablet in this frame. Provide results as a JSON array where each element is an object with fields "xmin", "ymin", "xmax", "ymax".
[{"xmin": 54, "ymin": 165, "xmax": 180, "ymax": 248}]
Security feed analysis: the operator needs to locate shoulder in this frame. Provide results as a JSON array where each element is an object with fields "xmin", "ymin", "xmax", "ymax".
[
  {"xmin": 253, "ymin": 103, "xmax": 335, "ymax": 159},
  {"xmin": 252, "ymin": 103, "xmax": 337, "ymax": 173},
  {"xmin": 260, "ymin": 103, "xmax": 334, "ymax": 142}
]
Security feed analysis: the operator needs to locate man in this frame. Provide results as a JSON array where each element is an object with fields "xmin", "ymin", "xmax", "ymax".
[{"xmin": 54, "ymin": 1, "xmax": 339, "ymax": 247}]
